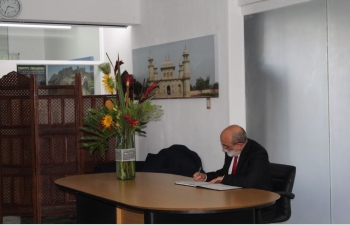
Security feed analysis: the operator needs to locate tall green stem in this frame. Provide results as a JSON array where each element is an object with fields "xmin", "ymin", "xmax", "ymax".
[{"xmin": 116, "ymin": 134, "xmax": 135, "ymax": 180}]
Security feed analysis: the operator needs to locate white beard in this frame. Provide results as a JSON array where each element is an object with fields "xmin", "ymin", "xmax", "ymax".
[{"xmin": 223, "ymin": 149, "xmax": 240, "ymax": 157}]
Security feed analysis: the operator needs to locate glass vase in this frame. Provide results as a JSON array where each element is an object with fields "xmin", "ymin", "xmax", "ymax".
[{"xmin": 115, "ymin": 135, "xmax": 136, "ymax": 180}]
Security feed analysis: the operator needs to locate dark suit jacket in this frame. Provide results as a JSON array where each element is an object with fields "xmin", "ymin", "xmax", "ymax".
[{"xmin": 206, "ymin": 139, "xmax": 273, "ymax": 191}]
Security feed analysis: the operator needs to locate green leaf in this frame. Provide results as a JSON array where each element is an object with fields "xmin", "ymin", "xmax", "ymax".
[
  {"xmin": 79, "ymin": 127, "xmax": 104, "ymax": 137},
  {"xmin": 80, "ymin": 136, "xmax": 101, "ymax": 141}
]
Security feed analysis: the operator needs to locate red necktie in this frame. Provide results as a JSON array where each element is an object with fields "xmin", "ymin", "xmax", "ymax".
[{"xmin": 231, "ymin": 156, "xmax": 238, "ymax": 175}]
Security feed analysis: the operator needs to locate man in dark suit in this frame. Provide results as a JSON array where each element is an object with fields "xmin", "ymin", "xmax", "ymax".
[{"xmin": 193, "ymin": 125, "xmax": 275, "ymax": 221}]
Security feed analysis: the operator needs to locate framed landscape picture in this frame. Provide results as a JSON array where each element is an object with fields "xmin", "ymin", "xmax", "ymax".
[
  {"xmin": 132, "ymin": 35, "xmax": 218, "ymax": 99},
  {"xmin": 47, "ymin": 65, "xmax": 95, "ymax": 95}
]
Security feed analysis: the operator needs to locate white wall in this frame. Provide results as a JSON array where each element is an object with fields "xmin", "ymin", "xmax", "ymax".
[
  {"xmin": 129, "ymin": 0, "xmax": 240, "ymax": 172},
  {"xmin": 228, "ymin": 0, "xmax": 246, "ymax": 128},
  {"xmin": 245, "ymin": 1, "xmax": 330, "ymax": 223},
  {"xmin": 243, "ymin": 0, "xmax": 350, "ymax": 223},
  {"xmin": 101, "ymin": 27, "xmax": 133, "ymax": 75},
  {"xmin": 238, "ymin": 0, "xmax": 311, "ymax": 15},
  {"xmin": 328, "ymin": 1, "xmax": 350, "ymax": 223},
  {"xmin": 11, "ymin": 0, "xmax": 140, "ymax": 26},
  {"xmin": 96, "ymin": 27, "xmax": 134, "ymax": 96}
]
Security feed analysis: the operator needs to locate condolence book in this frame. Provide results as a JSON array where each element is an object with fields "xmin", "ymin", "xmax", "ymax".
[{"xmin": 175, "ymin": 181, "xmax": 241, "ymax": 191}]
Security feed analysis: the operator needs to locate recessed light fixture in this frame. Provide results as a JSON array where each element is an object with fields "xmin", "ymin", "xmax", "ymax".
[{"xmin": 0, "ymin": 23, "xmax": 71, "ymax": 29}]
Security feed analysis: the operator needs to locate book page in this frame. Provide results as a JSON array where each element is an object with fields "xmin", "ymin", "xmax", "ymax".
[
  {"xmin": 199, "ymin": 183, "xmax": 241, "ymax": 191},
  {"xmin": 175, "ymin": 181, "xmax": 241, "ymax": 190},
  {"xmin": 175, "ymin": 181, "xmax": 208, "ymax": 187}
]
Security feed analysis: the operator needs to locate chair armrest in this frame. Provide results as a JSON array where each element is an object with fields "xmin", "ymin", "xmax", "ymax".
[{"xmin": 275, "ymin": 191, "xmax": 295, "ymax": 199}]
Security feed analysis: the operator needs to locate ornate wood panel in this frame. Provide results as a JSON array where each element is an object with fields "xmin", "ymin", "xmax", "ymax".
[
  {"xmin": 35, "ymin": 78, "xmax": 82, "ymax": 222},
  {"xmin": 0, "ymin": 72, "xmax": 115, "ymax": 223},
  {"xmin": 0, "ymin": 72, "xmax": 36, "ymax": 221}
]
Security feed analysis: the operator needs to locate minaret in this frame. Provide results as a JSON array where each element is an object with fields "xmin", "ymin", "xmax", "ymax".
[
  {"xmin": 178, "ymin": 60, "xmax": 183, "ymax": 78},
  {"xmin": 178, "ymin": 60, "xmax": 184, "ymax": 97},
  {"xmin": 182, "ymin": 47, "xmax": 191, "ymax": 97},
  {"xmin": 148, "ymin": 53, "xmax": 155, "ymax": 81},
  {"xmin": 154, "ymin": 63, "xmax": 158, "ymax": 79},
  {"xmin": 152, "ymin": 63, "xmax": 159, "ymax": 97}
]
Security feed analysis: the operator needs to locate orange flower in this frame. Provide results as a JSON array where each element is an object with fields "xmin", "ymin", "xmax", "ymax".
[{"xmin": 105, "ymin": 100, "xmax": 114, "ymax": 110}]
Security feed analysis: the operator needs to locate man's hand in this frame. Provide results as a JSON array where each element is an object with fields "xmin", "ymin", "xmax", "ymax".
[
  {"xmin": 193, "ymin": 172, "xmax": 206, "ymax": 182},
  {"xmin": 209, "ymin": 176, "xmax": 223, "ymax": 184}
]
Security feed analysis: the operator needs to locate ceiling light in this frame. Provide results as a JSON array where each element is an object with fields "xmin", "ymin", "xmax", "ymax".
[{"xmin": 0, "ymin": 23, "xmax": 71, "ymax": 29}]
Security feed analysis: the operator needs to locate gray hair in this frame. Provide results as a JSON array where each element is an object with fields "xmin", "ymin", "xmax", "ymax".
[{"xmin": 231, "ymin": 128, "xmax": 247, "ymax": 144}]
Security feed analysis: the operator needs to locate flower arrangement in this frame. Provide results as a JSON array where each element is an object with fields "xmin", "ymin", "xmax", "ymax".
[{"xmin": 80, "ymin": 54, "xmax": 163, "ymax": 158}]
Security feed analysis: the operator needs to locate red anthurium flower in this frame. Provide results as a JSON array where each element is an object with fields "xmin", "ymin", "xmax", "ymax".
[
  {"xmin": 98, "ymin": 119, "xmax": 104, "ymax": 130},
  {"xmin": 128, "ymin": 119, "xmax": 140, "ymax": 127},
  {"xmin": 123, "ymin": 74, "xmax": 134, "ymax": 87},
  {"xmin": 143, "ymin": 82, "xmax": 159, "ymax": 99},
  {"xmin": 114, "ymin": 60, "xmax": 124, "ymax": 74}
]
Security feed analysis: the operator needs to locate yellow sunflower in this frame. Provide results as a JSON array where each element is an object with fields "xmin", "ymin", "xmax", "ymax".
[
  {"xmin": 102, "ymin": 74, "xmax": 115, "ymax": 94},
  {"xmin": 102, "ymin": 115, "xmax": 113, "ymax": 128}
]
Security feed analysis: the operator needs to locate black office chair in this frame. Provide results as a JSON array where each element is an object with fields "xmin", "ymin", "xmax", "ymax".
[
  {"xmin": 137, "ymin": 144, "xmax": 203, "ymax": 177},
  {"xmin": 264, "ymin": 163, "xmax": 296, "ymax": 224},
  {"xmin": 94, "ymin": 144, "xmax": 203, "ymax": 177}
]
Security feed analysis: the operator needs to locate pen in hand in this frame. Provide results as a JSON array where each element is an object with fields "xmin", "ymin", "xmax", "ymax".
[{"xmin": 194, "ymin": 167, "xmax": 203, "ymax": 181}]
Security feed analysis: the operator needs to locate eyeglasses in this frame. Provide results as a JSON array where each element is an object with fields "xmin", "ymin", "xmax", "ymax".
[{"xmin": 222, "ymin": 142, "xmax": 243, "ymax": 150}]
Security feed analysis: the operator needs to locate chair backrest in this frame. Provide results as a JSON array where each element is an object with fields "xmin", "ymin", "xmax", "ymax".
[
  {"xmin": 270, "ymin": 163, "xmax": 296, "ymax": 193},
  {"xmin": 267, "ymin": 163, "xmax": 296, "ymax": 223},
  {"xmin": 140, "ymin": 144, "xmax": 203, "ymax": 177}
]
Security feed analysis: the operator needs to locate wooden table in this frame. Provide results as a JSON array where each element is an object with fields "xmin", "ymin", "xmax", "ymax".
[{"xmin": 55, "ymin": 172, "xmax": 279, "ymax": 224}]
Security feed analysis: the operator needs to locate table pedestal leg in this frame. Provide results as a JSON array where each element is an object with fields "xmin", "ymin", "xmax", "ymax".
[{"xmin": 116, "ymin": 207, "xmax": 144, "ymax": 224}]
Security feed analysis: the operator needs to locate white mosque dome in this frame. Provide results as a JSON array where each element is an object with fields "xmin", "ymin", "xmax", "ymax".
[
  {"xmin": 183, "ymin": 48, "xmax": 189, "ymax": 55},
  {"xmin": 161, "ymin": 58, "xmax": 175, "ymax": 69}
]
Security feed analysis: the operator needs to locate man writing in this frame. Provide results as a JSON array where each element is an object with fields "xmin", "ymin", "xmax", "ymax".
[{"xmin": 193, "ymin": 124, "xmax": 275, "ymax": 220}]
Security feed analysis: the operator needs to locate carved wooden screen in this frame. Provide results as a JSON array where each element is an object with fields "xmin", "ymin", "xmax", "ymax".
[
  {"xmin": 0, "ymin": 72, "xmax": 36, "ymax": 222},
  {"xmin": 34, "ymin": 75, "xmax": 82, "ymax": 222},
  {"xmin": 0, "ymin": 72, "xmax": 116, "ymax": 223}
]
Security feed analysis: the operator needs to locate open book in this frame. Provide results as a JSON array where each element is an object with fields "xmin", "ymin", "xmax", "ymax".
[{"xmin": 175, "ymin": 180, "xmax": 241, "ymax": 191}]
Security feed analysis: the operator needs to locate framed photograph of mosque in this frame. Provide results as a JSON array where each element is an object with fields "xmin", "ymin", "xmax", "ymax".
[
  {"xmin": 132, "ymin": 34, "xmax": 218, "ymax": 99},
  {"xmin": 47, "ymin": 65, "xmax": 95, "ymax": 95}
]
